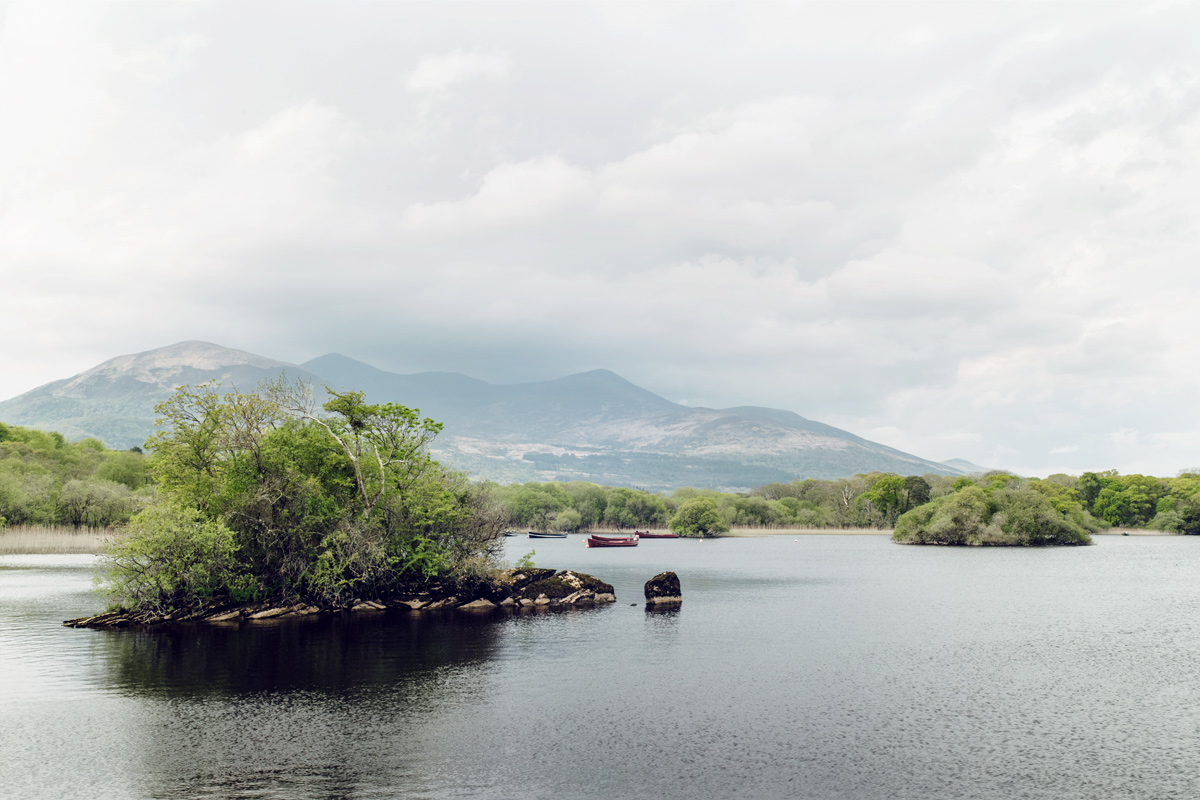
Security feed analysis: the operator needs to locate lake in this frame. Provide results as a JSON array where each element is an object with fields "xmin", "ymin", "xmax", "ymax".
[{"xmin": 3, "ymin": 535, "xmax": 1199, "ymax": 799}]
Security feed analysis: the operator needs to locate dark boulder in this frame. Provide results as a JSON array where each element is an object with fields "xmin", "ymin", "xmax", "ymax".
[{"xmin": 644, "ymin": 571, "xmax": 682, "ymax": 605}]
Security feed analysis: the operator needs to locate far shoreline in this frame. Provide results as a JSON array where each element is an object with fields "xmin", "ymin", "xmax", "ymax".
[{"xmin": 1, "ymin": 525, "xmax": 1187, "ymax": 557}]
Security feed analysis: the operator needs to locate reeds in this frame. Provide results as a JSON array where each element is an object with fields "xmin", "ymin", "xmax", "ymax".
[
  {"xmin": 722, "ymin": 525, "xmax": 888, "ymax": 537},
  {"xmin": 0, "ymin": 525, "xmax": 112, "ymax": 555}
]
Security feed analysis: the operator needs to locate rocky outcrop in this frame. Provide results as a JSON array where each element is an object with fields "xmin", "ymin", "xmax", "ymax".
[
  {"xmin": 63, "ymin": 568, "xmax": 617, "ymax": 629},
  {"xmin": 644, "ymin": 571, "xmax": 682, "ymax": 606},
  {"xmin": 513, "ymin": 570, "xmax": 616, "ymax": 607}
]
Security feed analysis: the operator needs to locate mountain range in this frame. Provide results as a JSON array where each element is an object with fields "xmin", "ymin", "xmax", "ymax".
[{"xmin": 0, "ymin": 341, "xmax": 981, "ymax": 490}]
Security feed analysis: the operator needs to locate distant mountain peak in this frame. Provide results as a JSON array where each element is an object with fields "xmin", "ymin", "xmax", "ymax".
[
  {"xmin": 940, "ymin": 458, "xmax": 992, "ymax": 475},
  {"xmin": 0, "ymin": 342, "xmax": 319, "ymax": 448},
  {"xmin": 83, "ymin": 340, "xmax": 290, "ymax": 376},
  {"xmin": 51, "ymin": 341, "xmax": 296, "ymax": 397},
  {"xmin": 303, "ymin": 352, "xmax": 376, "ymax": 370}
]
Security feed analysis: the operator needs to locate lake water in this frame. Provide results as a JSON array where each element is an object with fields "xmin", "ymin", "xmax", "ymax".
[{"xmin": 3, "ymin": 535, "xmax": 1199, "ymax": 799}]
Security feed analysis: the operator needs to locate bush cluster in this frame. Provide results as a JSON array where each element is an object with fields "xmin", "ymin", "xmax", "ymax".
[
  {"xmin": 100, "ymin": 381, "xmax": 506, "ymax": 612},
  {"xmin": 893, "ymin": 484, "xmax": 1096, "ymax": 546},
  {"xmin": 0, "ymin": 422, "xmax": 149, "ymax": 529}
]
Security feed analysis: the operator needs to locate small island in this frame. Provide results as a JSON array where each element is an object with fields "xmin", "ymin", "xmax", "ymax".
[
  {"xmin": 892, "ymin": 475, "xmax": 1096, "ymax": 546},
  {"xmin": 66, "ymin": 379, "xmax": 614, "ymax": 628}
]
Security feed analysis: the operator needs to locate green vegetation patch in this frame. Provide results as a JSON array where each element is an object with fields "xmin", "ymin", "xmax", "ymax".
[
  {"xmin": 96, "ymin": 379, "xmax": 507, "ymax": 613},
  {"xmin": 0, "ymin": 421, "xmax": 151, "ymax": 531},
  {"xmin": 893, "ymin": 482, "xmax": 1095, "ymax": 546}
]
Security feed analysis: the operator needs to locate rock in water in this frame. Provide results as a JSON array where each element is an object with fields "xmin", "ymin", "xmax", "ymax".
[
  {"xmin": 644, "ymin": 572, "xmax": 682, "ymax": 606},
  {"xmin": 514, "ymin": 570, "xmax": 616, "ymax": 606}
]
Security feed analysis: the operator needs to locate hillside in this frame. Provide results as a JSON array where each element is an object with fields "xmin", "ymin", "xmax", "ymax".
[
  {"xmin": 0, "ymin": 342, "xmax": 967, "ymax": 489},
  {"xmin": 0, "ymin": 342, "xmax": 321, "ymax": 449},
  {"xmin": 301, "ymin": 354, "xmax": 963, "ymax": 488}
]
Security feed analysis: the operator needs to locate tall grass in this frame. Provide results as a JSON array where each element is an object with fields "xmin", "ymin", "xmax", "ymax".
[
  {"xmin": 0, "ymin": 525, "xmax": 112, "ymax": 555},
  {"xmin": 722, "ymin": 525, "xmax": 889, "ymax": 537}
]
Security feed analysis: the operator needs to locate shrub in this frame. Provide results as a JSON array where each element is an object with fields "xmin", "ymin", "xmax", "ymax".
[
  {"xmin": 669, "ymin": 497, "xmax": 728, "ymax": 538},
  {"xmin": 990, "ymin": 488, "xmax": 1091, "ymax": 545},
  {"xmin": 1148, "ymin": 510, "xmax": 1184, "ymax": 533},
  {"xmin": 893, "ymin": 485, "xmax": 1091, "ymax": 546},
  {"xmin": 552, "ymin": 508, "xmax": 582, "ymax": 532},
  {"xmin": 102, "ymin": 503, "xmax": 243, "ymax": 611},
  {"xmin": 893, "ymin": 486, "xmax": 990, "ymax": 545}
]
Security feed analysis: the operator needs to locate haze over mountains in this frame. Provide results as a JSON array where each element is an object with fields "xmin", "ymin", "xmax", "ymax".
[{"xmin": 0, "ymin": 342, "xmax": 977, "ymax": 490}]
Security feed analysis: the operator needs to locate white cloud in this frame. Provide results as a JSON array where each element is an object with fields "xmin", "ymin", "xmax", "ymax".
[
  {"xmin": 403, "ymin": 155, "xmax": 592, "ymax": 232},
  {"xmin": 406, "ymin": 49, "xmax": 509, "ymax": 93}
]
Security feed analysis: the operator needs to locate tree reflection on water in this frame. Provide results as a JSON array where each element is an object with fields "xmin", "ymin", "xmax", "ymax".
[
  {"xmin": 90, "ymin": 611, "xmax": 508, "ymax": 799},
  {"xmin": 98, "ymin": 610, "xmax": 504, "ymax": 697}
]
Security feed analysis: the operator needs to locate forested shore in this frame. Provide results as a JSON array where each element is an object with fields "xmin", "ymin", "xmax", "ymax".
[
  {"xmin": 5, "ymin": 382, "xmax": 1200, "ymax": 610},
  {"xmin": 0, "ymin": 422, "xmax": 150, "ymax": 529},
  {"xmin": 4, "ymin": 412, "xmax": 1200, "ymax": 540},
  {"xmin": 486, "ymin": 468, "xmax": 1200, "ymax": 538}
]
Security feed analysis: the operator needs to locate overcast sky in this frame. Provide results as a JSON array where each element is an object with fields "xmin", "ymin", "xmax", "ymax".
[{"xmin": 2, "ymin": 1, "xmax": 1199, "ymax": 477}]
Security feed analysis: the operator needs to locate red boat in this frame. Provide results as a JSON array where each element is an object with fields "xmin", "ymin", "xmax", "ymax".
[
  {"xmin": 586, "ymin": 535, "xmax": 639, "ymax": 548},
  {"xmin": 635, "ymin": 531, "xmax": 680, "ymax": 539}
]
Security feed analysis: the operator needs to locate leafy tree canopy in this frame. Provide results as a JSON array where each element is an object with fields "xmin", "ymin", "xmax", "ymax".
[
  {"xmin": 669, "ymin": 497, "xmax": 728, "ymax": 538},
  {"xmin": 101, "ymin": 380, "xmax": 505, "ymax": 611}
]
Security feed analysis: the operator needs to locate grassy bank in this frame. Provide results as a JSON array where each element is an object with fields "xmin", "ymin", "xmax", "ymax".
[{"xmin": 0, "ymin": 525, "xmax": 111, "ymax": 555}]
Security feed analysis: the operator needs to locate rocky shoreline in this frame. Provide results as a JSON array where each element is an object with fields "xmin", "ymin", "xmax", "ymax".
[{"xmin": 64, "ymin": 568, "xmax": 616, "ymax": 629}]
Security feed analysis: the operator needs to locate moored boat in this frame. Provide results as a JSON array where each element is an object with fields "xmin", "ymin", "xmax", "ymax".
[
  {"xmin": 586, "ymin": 535, "xmax": 639, "ymax": 548},
  {"xmin": 528, "ymin": 531, "xmax": 568, "ymax": 539},
  {"xmin": 635, "ymin": 531, "xmax": 680, "ymax": 539}
]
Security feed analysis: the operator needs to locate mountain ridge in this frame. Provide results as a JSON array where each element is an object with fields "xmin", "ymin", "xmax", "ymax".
[{"xmin": 0, "ymin": 342, "xmax": 969, "ymax": 489}]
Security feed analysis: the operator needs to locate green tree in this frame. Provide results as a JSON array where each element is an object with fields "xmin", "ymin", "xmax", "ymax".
[
  {"xmin": 95, "ymin": 450, "xmax": 150, "ymax": 490},
  {"xmin": 103, "ymin": 380, "xmax": 504, "ymax": 610},
  {"xmin": 603, "ymin": 487, "xmax": 669, "ymax": 528},
  {"xmin": 277, "ymin": 383, "xmax": 444, "ymax": 522},
  {"xmin": 668, "ymin": 497, "xmax": 728, "ymax": 537},
  {"xmin": 902, "ymin": 475, "xmax": 932, "ymax": 511},
  {"xmin": 1077, "ymin": 470, "xmax": 1118, "ymax": 510},
  {"xmin": 893, "ymin": 483, "xmax": 1092, "ymax": 546},
  {"xmin": 1092, "ymin": 487, "xmax": 1133, "ymax": 526},
  {"xmin": 103, "ymin": 503, "xmax": 244, "ymax": 613},
  {"xmin": 562, "ymin": 481, "xmax": 608, "ymax": 527},
  {"xmin": 506, "ymin": 483, "xmax": 570, "ymax": 529},
  {"xmin": 862, "ymin": 473, "xmax": 906, "ymax": 526},
  {"xmin": 551, "ymin": 508, "xmax": 583, "ymax": 532}
]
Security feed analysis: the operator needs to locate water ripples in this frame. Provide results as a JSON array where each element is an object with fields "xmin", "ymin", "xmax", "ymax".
[{"xmin": 4, "ymin": 537, "xmax": 1200, "ymax": 798}]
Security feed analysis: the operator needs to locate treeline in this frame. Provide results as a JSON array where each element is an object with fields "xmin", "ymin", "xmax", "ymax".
[
  {"xmin": 0, "ymin": 422, "xmax": 151, "ymax": 529},
  {"xmin": 1073, "ymin": 470, "xmax": 1200, "ymax": 532},
  {"xmin": 493, "ymin": 468, "xmax": 1200, "ymax": 535},
  {"xmin": 490, "ymin": 473, "xmax": 941, "ymax": 531},
  {"xmin": 5, "ymin": 406, "xmax": 1199, "ymax": 540}
]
